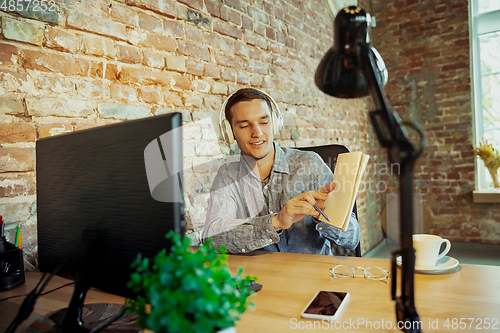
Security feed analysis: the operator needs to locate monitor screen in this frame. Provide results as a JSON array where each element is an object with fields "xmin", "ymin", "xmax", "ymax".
[{"xmin": 36, "ymin": 112, "xmax": 184, "ymax": 300}]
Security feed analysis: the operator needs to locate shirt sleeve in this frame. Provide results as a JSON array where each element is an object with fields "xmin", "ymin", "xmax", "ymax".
[
  {"xmin": 201, "ymin": 166, "xmax": 280, "ymax": 254},
  {"xmin": 315, "ymin": 212, "xmax": 360, "ymax": 250}
]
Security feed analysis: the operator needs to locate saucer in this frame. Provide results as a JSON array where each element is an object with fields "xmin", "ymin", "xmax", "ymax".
[{"xmin": 396, "ymin": 256, "xmax": 459, "ymax": 272}]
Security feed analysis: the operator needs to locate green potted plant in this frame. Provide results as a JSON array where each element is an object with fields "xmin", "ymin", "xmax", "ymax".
[{"xmin": 127, "ymin": 231, "xmax": 255, "ymax": 333}]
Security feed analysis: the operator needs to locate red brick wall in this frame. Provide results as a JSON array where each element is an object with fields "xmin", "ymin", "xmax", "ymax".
[
  {"xmin": 369, "ymin": 0, "xmax": 500, "ymax": 243},
  {"xmin": 0, "ymin": 0, "xmax": 387, "ymax": 268}
]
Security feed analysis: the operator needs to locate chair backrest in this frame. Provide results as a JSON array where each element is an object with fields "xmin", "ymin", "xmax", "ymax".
[{"xmin": 295, "ymin": 144, "xmax": 361, "ymax": 257}]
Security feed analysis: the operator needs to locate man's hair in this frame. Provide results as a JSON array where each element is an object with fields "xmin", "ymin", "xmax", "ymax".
[{"xmin": 224, "ymin": 88, "xmax": 273, "ymax": 125}]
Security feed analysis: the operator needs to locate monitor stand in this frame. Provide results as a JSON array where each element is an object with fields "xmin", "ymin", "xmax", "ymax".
[{"xmin": 28, "ymin": 274, "xmax": 141, "ymax": 333}]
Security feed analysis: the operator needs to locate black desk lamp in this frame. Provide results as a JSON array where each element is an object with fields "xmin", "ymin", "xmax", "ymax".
[{"xmin": 315, "ymin": 6, "xmax": 426, "ymax": 333}]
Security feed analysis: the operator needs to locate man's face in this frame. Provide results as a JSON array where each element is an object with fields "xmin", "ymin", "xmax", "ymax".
[{"xmin": 230, "ymin": 99, "xmax": 274, "ymax": 161}]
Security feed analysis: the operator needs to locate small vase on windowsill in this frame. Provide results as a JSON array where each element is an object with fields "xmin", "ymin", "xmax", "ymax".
[{"xmin": 488, "ymin": 167, "xmax": 500, "ymax": 189}]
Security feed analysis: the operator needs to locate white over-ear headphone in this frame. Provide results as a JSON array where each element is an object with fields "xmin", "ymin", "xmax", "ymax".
[{"xmin": 219, "ymin": 88, "xmax": 284, "ymax": 144}]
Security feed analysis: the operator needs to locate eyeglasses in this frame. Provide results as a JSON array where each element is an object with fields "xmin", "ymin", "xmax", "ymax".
[{"xmin": 330, "ymin": 265, "xmax": 390, "ymax": 283}]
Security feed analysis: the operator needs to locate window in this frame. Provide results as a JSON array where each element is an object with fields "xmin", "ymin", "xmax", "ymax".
[{"xmin": 471, "ymin": 0, "xmax": 500, "ymax": 190}]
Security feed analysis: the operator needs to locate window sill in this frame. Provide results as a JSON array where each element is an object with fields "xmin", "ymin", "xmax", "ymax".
[{"xmin": 472, "ymin": 189, "xmax": 500, "ymax": 203}]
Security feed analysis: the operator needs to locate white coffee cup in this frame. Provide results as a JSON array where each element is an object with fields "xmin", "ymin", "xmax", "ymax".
[{"xmin": 413, "ymin": 234, "xmax": 451, "ymax": 267}]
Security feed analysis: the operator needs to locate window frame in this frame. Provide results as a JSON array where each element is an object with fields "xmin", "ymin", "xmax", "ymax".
[{"xmin": 470, "ymin": 0, "xmax": 500, "ymax": 191}]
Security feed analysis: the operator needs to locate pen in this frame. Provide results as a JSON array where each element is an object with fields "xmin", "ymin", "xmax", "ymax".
[
  {"xmin": 301, "ymin": 189, "xmax": 330, "ymax": 222},
  {"xmin": 15, "ymin": 224, "xmax": 20, "ymax": 248},
  {"xmin": 17, "ymin": 231, "xmax": 22, "ymax": 248},
  {"xmin": 0, "ymin": 215, "xmax": 3, "ymax": 238}
]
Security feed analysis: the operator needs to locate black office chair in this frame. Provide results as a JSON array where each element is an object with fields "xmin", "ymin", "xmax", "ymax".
[{"xmin": 296, "ymin": 144, "xmax": 362, "ymax": 257}]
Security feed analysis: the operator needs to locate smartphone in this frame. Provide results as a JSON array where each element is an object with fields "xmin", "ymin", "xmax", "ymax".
[{"xmin": 301, "ymin": 291, "xmax": 350, "ymax": 321}]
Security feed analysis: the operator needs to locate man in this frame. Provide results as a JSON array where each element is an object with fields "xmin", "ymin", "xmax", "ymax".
[{"xmin": 202, "ymin": 88, "xmax": 359, "ymax": 255}]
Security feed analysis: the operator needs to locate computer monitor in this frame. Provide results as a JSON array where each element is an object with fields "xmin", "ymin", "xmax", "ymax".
[{"xmin": 35, "ymin": 112, "xmax": 184, "ymax": 332}]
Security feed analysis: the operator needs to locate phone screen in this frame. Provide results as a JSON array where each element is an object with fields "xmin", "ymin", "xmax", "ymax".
[{"xmin": 302, "ymin": 291, "xmax": 348, "ymax": 316}]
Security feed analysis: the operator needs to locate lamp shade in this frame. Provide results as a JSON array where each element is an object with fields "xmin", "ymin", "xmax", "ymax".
[{"xmin": 315, "ymin": 6, "xmax": 388, "ymax": 98}]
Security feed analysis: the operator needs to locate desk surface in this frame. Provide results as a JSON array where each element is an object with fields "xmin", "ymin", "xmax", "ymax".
[{"xmin": 1, "ymin": 252, "xmax": 499, "ymax": 332}]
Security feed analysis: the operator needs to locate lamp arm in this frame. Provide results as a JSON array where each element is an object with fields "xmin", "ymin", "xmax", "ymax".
[{"xmin": 358, "ymin": 43, "xmax": 423, "ymax": 333}]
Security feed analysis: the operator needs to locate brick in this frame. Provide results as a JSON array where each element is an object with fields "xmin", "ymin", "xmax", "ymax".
[
  {"xmin": 67, "ymin": 12, "xmax": 128, "ymax": 41},
  {"xmin": 221, "ymin": 67, "xmax": 235, "ymax": 81},
  {"xmin": 254, "ymin": 21, "xmax": 266, "ymax": 37},
  {"xmin": 184, "ymin": 96, "xmax": 203, "ymax": 108},
  {"xmin": 0, "ymin": 43, "xmax": 22, "ymax": 66},
  {"xmin": 178, "ymin": 0, "xmax": 204, "ymax": 11},
  {"xmin": 117, "ymin": 44, "xmax": 143, "ymax": 64},
  {"xmin": 247, "ymin": 60, "xmax": 268, "ymax": 75},
  {"xmin": 81, "ymin": 35, "xmax": 115, "ymax": 59},
  {"xmin": 24, "ymin": 50, "xmax": 94, "ymax": 77},
  {"xmin": 171, "ymin": 73, "xmax": 191, "ymax": 90},
  {"xmin": 224, "ymin": 0, "xmax": 243, "ymax": 11},
  {"xmin": 138, "ymin": 87, "xmax": 162, "ymax": 103},
  {"xmin": 211, "ymin": 81, "xmax": 227, "ymax": 95},
  {"xmin": 137, "ymin": 33, "xmax": 177, "ymax": 52},
  {"xmin": 206, "ymin": 0, "xmax": 221, "ymax": 18},
  {"xmin": 37, "ymin": 123, "xmax": 73, "ymax": 138},
  {"xmin": 242, "ymin": 15, "xmax": 253, "ymax": 30},
  {"xmin": 0, "ymin": 174, "xmax": 36, "ymax": 198},
  {"xmin": 204, "ymin": 31, "xmax": 235, "ymax": 53},
  {"xmin": 185, "ymin": 59, "xmax": 204, "ymax": 76},
  {"xmin": 0, "ymin": 123, "xmax": 36, "ymax": 144},
  {"xmin": 26, "ymin": 98, "xmax": 94, "ymax": 117},
  {"xmin": 166, "ymin": 55, "xmax": 186, "ymax": 72},
  {"xmin": 2, "ymin": 17, "xmax": 44, "ymax": 46},
  {"xmin": 248, "ymin": 73, "xmax": 262, "ymax": 86},
  {"xmin": 178, "ymin": 40, "xmax": 210, "ymax": 61},
  {"xmin": 244, "ymin": 30, "xmax": 268, "ymax": 50},
  {"xmin": 110, "ymin": 3, "xmax": 140, "ymax": 27},
  {"xmin": 247, "ymin": 7, "xmax": 269, "ymax": 24},
  {"xmin": 236, "ymin": 71, "xmax": 248, "ymax": 84},
  {"xmin": 37, "ymin": 75, "xmax": 76, "ymax": 96},
  {"xmin": 184, "ymin": 8, "xmax": 211, "ymax": 30},
  {"xmin": 110, "ymin": 83, "xmax": 138, "ymax": 102},
  {"xmin": 214, "ymin": 52, "xmax": 244, "ymax": 68},
  {"xmin": 75, "ymin": 79, "xmax": 108, "ymax": 99},
  {"xmin": 162, "ymin": 91, "xmax": 184, "ymax": 107},
  {"xmin": 0, "ymin": 98, "xmax": 24, "ymax": 115},
  {"xmin": 235, "ymin": 40, "xmax": 249, "ymax": 57},
  {"xmin": 204, "ymin": 63, "xmax": 221, "ymax": 78},
  {"xmin": 163, "ymin": 19, "xmax": 185, "ymax": 37},
  {"xmin": 44, "ymin": 27, "xmax": 79, "ymax": 53},
  {"xmin": 98, "ymin": 102, "xmax": 150, "ymax": 120},
  {"xmin": 138, "ymin": 12, "xmax": 162, "ymax": 33},
  {"xmin": 191, "ymin": 79, "xmax": 211, "ymax": 93},
  {"xmin": 126, "ymin": 0, "xmax": 177, "ymax": 18},
  {"xmin": 143, "ymin": 49, "xmax": 166, "ymax": 69},
  {"xmin": 186, "ymin": 24, "xmax": 205, "ymax": 42},
  {"xmin": 213, "ymin": 19, "xmax": 242, "ymax": 39},
  {"xmin": 266, "ymin": 26, "xmax": 276, "ymax": 40},
  {"xmin": 104, "ymin": 63, "xmax": 119, "ymax": 81},
  {"xmin": 118, "ymin": 65, "xmax": 172, "ymax": 85},
  {"xmin": 220, "ymin": 6, "xmax": 241, "ymax": 26},
  {"xmin": 0, "ymin": 148, "xmax": 35, "ymax": 172}
]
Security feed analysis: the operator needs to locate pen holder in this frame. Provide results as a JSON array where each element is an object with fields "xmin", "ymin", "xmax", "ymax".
[{"xmin": 0, "ymin": 237, "xmax": 25, "ymax": 291}]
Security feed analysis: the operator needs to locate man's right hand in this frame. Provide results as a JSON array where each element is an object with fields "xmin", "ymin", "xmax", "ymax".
[{"xmin": 271, "ymin": 190, "xmax": 328, "ymax": 231}]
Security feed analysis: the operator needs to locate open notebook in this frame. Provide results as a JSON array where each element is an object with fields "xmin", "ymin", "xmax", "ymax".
[{"xmin": 319, "ymin": 152, "xmax": 369, "ymax": 231}]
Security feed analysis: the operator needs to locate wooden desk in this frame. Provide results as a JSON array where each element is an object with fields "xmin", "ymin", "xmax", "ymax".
[
  {"xmin": 229, "ymin": 252, "xmax": 500, "ymax": 332},
  {"xmin": 1, "ymin": 252, "xmax": 499, "ymax": 332}
]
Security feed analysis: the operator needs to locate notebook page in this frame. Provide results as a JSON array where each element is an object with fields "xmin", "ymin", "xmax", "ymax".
[{"xmin": 319, "ymin": 152, "xmax": 363, "ymax": 229}]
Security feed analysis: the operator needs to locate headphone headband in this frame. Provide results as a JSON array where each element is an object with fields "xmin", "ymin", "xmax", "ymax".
[{"xmin": 219, "ymin": 88, "xmax": 283, "ymax": 145}]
